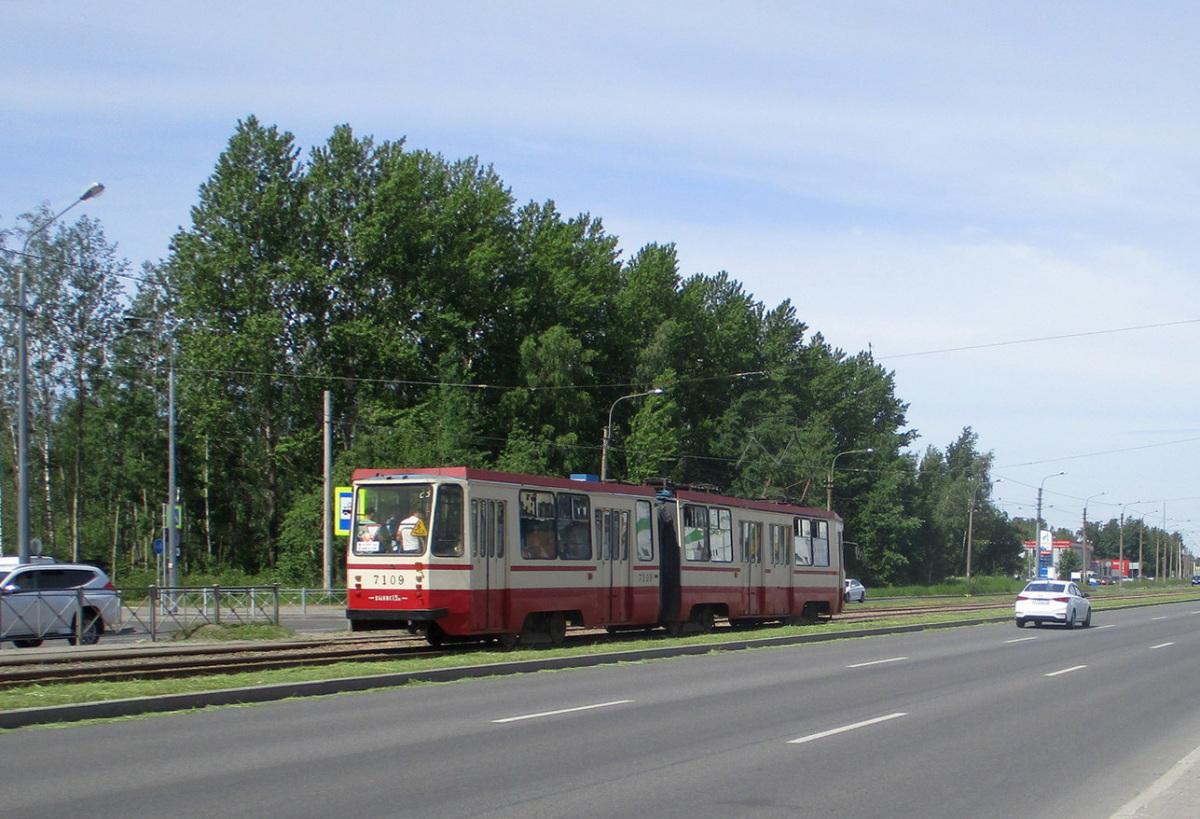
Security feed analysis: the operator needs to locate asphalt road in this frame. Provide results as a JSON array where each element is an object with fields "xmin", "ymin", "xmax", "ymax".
[{"xmin": 3, "ymin": 602, "xmax": 1199, "ymax": 818}]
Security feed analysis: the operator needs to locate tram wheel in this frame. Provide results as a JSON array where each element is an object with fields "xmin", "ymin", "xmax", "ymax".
[
  {"xmin": 497, "ymin": 632, "xmax": 520, "ymax": 649},
  {"xmin": 547, "ymin": 612, "xmax": 567, "ymax": 645},
  {"xmin": 695, "ymin": 606, "xmax": 716, "ymax": 634}
]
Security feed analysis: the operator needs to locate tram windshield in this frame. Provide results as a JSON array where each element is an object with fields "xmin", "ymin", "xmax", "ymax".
[
  {"xmin": 354, "ymin": 483, "xmax": 433, "ymax": 556},
  {"xmin": 352, "ymin": 482, "xmax": 465, "ymax": 558}
]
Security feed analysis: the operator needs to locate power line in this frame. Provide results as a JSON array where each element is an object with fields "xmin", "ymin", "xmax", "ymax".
[
  {"xmin": 996, "ymin": 435, "xmax": 1200, "ymax": 471},
  {"xmin": 879, "ymin": 318, "xmax": 1200, "ymax": 360}
]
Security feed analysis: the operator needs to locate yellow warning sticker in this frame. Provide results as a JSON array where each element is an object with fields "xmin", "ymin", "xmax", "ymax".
[{"xmin": 412, "ymin": 519, "xmax": 429, "ymax": 537}]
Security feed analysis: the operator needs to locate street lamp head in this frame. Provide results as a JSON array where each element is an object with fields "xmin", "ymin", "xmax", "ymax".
[
  {"xmin": 80, "ymin": 182, "xmax": 105, "ymax": 201},
  {"xmin": 600, "ymin": 387, "xmax": 665, "ymax": 482},
  {"xmin": 826, "ymin": 447, "xmax": 875, "ymax": 510}
]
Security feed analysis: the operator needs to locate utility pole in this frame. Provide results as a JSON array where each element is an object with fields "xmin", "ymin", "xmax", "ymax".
[{"xmin": 322, "ymin": 390, "xmax": 334, "ymax": 589}]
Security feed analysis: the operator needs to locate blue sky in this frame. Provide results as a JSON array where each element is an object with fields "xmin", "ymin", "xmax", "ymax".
[{"xmin": 5, "ymin": 1, "xmax": 1200, "ymax": 549}]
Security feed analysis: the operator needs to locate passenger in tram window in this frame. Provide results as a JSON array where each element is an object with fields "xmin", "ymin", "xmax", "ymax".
[
  {"xmin": 558, "ymin": 520, "xmax": 592, "ymax": 560},
  {"xmin": 356, "ymin": 505, "xmax": 382, "ymax": 553},
  {"xmin": 521, "ymin": 518, "xmax": 556, "ymax": 559},
  {"xmin": 375, "ymin": 514, "xmax": 396, "ymax": 548},
  {"xmin": 395, "ymin": 506, "xmax": 427, "ymax": 553}
]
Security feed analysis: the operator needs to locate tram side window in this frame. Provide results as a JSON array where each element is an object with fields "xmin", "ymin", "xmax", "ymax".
[
  {"xmin": 794, "ymin": 518, "xmax": 814, "ymax": 566},
  {"xmin": 740, "ymin": 520, "xmax": 762, "ymax": 564},
  {"xmin": 594, "ymin": 509, "xmax": 629, "ymax": 561},
  {"xmin": 710, "ymin": 508, "xmax": 733, "ymax": 562},
  {"xmin": 494, "ymin": 502, "xmax": 505, "ymax": 557},
  {"xmin": 683, "ymin": 504, "xmax": 710, "ymax": 561},
  {"xmin": 431, "ymin": 484, "xmax": 464, "ymax": 557},
  {"xmin": 472, "ymin": 501, "xmax": 480, "ymax": 558},
  {"xmin": 635, "ymin": 501, "xmax": 655, "ymax": 561},
  {"xmin": 770, "ymin": 524, "xmax": 789, "ymax": 566},
  {"xmin": 812, "ymin": 519, "xmax": 830, "ymax": 567},
  {"xmin": 472, "ymin": 499, "xmax": 505, "ymax": 558},
  {"xmin": 519, "ymin": 490, "xmax": 557, "ymax": 559},
  {"xmin": 557, "ymin": 492, "xmax": 592, "ymax": 560},
  {"xmin": 595, "ymin": 510, "xmax": 612, "ymax": 560}
]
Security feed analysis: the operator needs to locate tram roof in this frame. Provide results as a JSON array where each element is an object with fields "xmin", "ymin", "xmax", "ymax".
[{"xmin": 350, "ymin": 467, "xmax": 839, "ymax": 521}]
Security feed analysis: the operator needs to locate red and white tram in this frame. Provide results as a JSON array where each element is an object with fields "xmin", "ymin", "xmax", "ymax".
[{"xmin": 346, "ymin": 467, "xmax": 844, "ymax": 645}]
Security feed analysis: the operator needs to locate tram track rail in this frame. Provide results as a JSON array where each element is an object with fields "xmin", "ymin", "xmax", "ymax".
[
  {"xmin": 0, "ymin": 634, "xmax": 440, "ymax": 689},
  {"xmin": 0, "ymin": 590, "xmax": 1190, "ymax": 690}
]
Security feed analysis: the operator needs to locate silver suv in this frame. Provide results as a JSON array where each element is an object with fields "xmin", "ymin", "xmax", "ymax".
[{"xmin": 0, "ymin": 562, "xmax": 122, "ymax": 647}]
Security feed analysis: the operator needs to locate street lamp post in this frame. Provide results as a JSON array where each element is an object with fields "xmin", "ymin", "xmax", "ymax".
[
  {"xmin": 600, "ymin": 389, "xmax": 663, "ymax": 482},
  {"xmin": 16, "ymin": 182, "xmax": 105, "ymax": 561},
  {"xmin": 126, "ymin": 316, "xmax": 180, "ymax": 589},
  {"xmin": 166, "ymin": 338, "xmax": 178, "ymax": 589},
  {"xmin": 826, "ymin": 448, "xmax": 873, "ymax": 511},
  {"xmin": 1081, "ymin": 492, "xmax": 1104, "ymax": 584},
  {"xmin": 1031, "ymin": 472, "xmax": 1064, "ymax": 579},
  {"xmin": 1118, "ymin": 500, "xmax": 1155, "ymax": 580}
]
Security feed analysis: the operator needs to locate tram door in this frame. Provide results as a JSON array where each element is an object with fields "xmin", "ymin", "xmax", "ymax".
[
  {"xmin": 741, "ymin": 520, "xmax": 765, "ymax": 617},
  {"xmin": 470, "ymin": 498, "xmax": 508, "ymax": 632},
  {"xmin": 598, "ymin": 508, "xmax": 633, "ymax": 624}
]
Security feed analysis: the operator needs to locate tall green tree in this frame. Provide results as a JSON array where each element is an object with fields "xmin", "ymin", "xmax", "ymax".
[
  {"xmin": 0, "ymin": 210, "xmax": 128, "ymax": 560},
  {"xmin": 168, "ymin": 116, "xmax": 309, "ymax": 570},
  {"xmin": 51, "ymin": 217, "xmax": 128, "ymax": 561},
  {"xmin": 911, "ymin": 428, "xmax": 996, "ymax": 583}
]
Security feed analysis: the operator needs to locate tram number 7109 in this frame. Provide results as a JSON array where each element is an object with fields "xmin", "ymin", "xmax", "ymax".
[{"xmin": 371, "ymin": 572, "xmax": 406, "ymax": 587}]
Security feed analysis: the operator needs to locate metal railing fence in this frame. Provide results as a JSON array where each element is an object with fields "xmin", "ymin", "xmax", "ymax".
[
  {"xmin": 123, "ymin": 586, "xmax": 347, "ymax": 642},
  {"xmin": 3, "ymin": 586, "xmax": 347, "ymax": 646}
]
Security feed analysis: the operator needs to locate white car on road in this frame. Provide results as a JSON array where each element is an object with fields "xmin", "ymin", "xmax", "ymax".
[
  {"xmin": 1, "ymin": 562, "xmax": 122, "ymax": 647},
  {"xmin": 844, "ymin": 578, "xmax": 867, "ymax": 603},
  {"xmin": 1014, "ymin": 580, "xmax": 1092, "ymax": 629}
]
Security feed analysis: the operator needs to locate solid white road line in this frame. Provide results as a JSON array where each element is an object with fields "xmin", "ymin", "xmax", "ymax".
[
  {"xmin": 492, "ymin": 700, "xmax": 634, "ymax": 724},
  {"xmin": 788, "ymin": 713, "xmax": 908, "ymax": 745}
]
